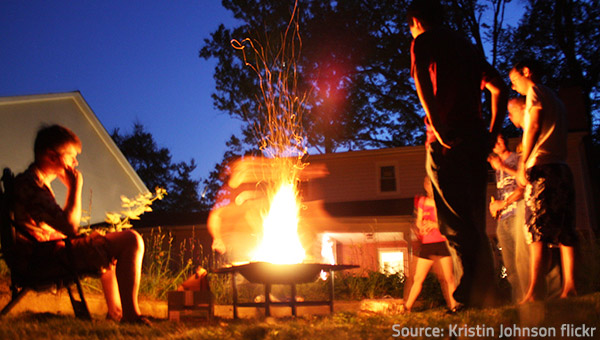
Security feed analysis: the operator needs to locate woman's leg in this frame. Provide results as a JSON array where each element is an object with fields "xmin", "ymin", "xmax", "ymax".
[
  {"xmin": 432, "ymin": 255, "xmax": 458, "ymax": 309},
  {"xmin": 404, "ymin": 257, "xmax": 434, "ymax": 311}
]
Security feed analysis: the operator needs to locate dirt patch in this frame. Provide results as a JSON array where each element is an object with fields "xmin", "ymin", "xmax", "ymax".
[{"xmin": 0, "ymin": 277, "xmax": 167, "ymax": 319}]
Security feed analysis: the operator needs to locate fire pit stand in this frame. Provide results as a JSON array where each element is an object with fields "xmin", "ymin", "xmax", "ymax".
[{"xmin": 212, "ymin": 262, "xmax": 358, "ymax": 319}]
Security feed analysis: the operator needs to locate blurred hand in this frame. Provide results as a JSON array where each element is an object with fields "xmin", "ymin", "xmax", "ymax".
[
  {"xmin": 489, "ymin": 199, "xmax": 505, "ymax": 218},
  {"xmin": 516, "ymin": 164, "xmax": 528, "ymax": 188},
  {"xmin": 59, "ymin": 166, "xmax": 82, "ymax": 190},
  {"xmin": 487, "ymin": 154, "xmax": 503, "ymax": 171}
]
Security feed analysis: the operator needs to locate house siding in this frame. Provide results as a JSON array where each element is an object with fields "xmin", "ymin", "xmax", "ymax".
[{"xmin": 304, "ymin": 146, "xmax": 427, "ymax": 203}]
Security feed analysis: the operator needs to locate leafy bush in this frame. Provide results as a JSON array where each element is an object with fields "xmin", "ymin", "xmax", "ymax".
[{"xmin": 334, "ymin": 271, "xmax": 405, "ymax": 300}]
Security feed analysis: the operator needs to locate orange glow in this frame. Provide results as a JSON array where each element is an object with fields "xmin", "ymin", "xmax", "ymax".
[
  {"xmin": 319, "ymin": 233, "xmax": 336, "ymax": 280},
  {"xmin": 251, "ymin": 181, "xmax": 306, "ymax": 264}
]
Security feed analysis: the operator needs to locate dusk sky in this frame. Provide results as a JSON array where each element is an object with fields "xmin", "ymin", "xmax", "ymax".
[
  {"xmin": 0, "ymin": 1, "xmax": 525, "ymax": 189},
  {"xmin": 0, "ymin": 0, "xmax": 242, "ymax": 187}
]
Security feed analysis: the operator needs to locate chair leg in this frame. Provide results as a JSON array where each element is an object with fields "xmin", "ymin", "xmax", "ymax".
[
  {"xmin": 66, "ymin": 279, "xmax": 91, "ymax": 320},
  {"xmin": 0, "ymin": 287, "xmax": 28, "ymax": 317}
]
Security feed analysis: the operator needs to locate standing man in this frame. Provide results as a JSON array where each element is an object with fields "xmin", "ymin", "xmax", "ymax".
[
  {"xmin": 509, "ymin": 60, "xmax": 577, "ymax": 302},
  {"xmin": 407, "ymin": 0, "xmax": 507, "ymax": 308},
  {"xmin": 488, "ymin": 132, "xmax": 528, "ymax": 302}
]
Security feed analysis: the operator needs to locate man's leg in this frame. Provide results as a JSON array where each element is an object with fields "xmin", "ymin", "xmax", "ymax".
[
  {"xmin": 497, "ymin": 216, "xmax": 519, "ymax": 302},
  {"xmin": 427, "ymin": 138, "xmax": 496, "ymax": 307},
  {"xmin": 520, "ymin": 241, "xmax": 549, "ymax": 303},
  {"xmin": 559, "ymin": 244, "xmax": 577, "ymax": 298},
  {"xmin": 514, "ymin": 200, "xmax": 530, "ymax": 302},
  {"xmin": 104, "ymin": 229, "xmax": 145, "ymax": 322},
  {"xmin": 100, "ymin": 264, "xmax": 122, "ymax": 321}
]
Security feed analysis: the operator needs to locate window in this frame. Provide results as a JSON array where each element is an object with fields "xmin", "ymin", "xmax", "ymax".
[
  {"xmin": 380, "ymin": 165, "xmax": 397, "ymax": 192},
  {"xmin": 379, "ymin": 249, "xmax": 404, "ymax": 275}
]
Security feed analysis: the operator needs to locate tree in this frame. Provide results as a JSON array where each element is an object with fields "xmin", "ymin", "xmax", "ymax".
[
  {"xmin": 199, "ymin": 0, "xmax": 524, "ymax": 208},
  {"xmin": 112, "ymin": 123, "xmax": 207, "ymax": 212},
  {"xmin": 500, "ymin": 0, "xmax": 599, "ymax": 131},
  {"xmin": 200, "ymin": 0, "xmax": 523, "ymax": 155},
  {"xmin": 200, "ymin": 0, "xmax": 428, "ymax": 154}
]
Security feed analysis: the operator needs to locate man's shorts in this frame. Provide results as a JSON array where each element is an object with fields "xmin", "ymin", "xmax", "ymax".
[
  {"xmin": 418, "ymin": 241, "xmax": 451, "ymax": 259},
  {"xmin": 17, "ymin": 232, "xmax": 113, "ymax": 280},
  {"xmin": 525, "ymin": 163, "xmax": 577, "ymax": 246}
]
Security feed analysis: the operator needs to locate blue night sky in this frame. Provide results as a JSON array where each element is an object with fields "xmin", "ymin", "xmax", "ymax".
[
  {"xmin": 0, "ymin": 1, "xmax": 525, "ymax": 188},
  {"xmin": 0, "ymin": 0, "xmax": 242, "ymax": 187}
]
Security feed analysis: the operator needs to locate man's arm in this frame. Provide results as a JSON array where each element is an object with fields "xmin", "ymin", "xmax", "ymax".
[
  {"xmin": 489, "ymin": 186, "xmax": 524, "ymax": 217},
  {"xmin": 517, "ymin": 105, "xmax": 541, "ymax": 187},
  {"xmin": 207, "ymin": 208, "xmax": 226, "ymax": 254},
  {"xmin": 413, "ymin": 62, "xmax": 452, "ymax": 149},
  {"xmin": 484, "ymin": 76, "xmax": 508, "ymax": 139},
  {"xmin": 59, "ymin": 167, "xmax": 83, "ymax": 235},
  {"xmin": 488, "ymin": 154, "xmax": 518, "ymax": 177}
]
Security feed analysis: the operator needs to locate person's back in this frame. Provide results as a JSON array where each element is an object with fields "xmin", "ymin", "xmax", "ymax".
[
  {"xmin": 412, "ymin": 27, "xmax": 492, "ymax": 135},
  {"xmin": 408, "ymin": 0, "xmax": 507, "ymax": 308}
]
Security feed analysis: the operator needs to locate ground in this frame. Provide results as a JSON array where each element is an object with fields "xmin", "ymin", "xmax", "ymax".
[{"xmin": 1, "ymin": 279, "xmax": 599, "ymax": 340}]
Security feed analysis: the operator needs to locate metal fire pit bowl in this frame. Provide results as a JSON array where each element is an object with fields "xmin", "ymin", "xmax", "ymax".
[
  {"xmin": 214, "ymin": 262, "xmax": 358, "ymax": 285},
  {"xmin": 212, "ymin": 262, "xmax": 359, "ymax": 318}
]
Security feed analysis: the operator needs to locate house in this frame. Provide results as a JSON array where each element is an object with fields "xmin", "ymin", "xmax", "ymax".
[
  {"xmin": 0, "ymin": 92, "xmax": 148, "ymax": 225},
  {"xmin": 300, "ymin": 130, "xmax": 597, "ymax": 275},
  {"xmin": 132, "ymin": 129, "xmax": 597, "ymax": 276}
]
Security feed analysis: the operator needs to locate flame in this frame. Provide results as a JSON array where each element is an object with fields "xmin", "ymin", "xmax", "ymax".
[
  {"xmin": 251, "ymin": 182, "xmax": 306, "ymax": 264},
  {"xmin": 321, "ymin": 233, "xmax": 335, "ymax": 265},
  {"xmin": 319, "ymin": 233, "xmax": 336, "ymax": 280}
]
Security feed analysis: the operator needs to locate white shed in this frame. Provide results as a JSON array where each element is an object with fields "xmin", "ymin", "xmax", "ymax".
[{"xmin": 0, "ymin": 92, "xmax": 148, "ymax": 225}]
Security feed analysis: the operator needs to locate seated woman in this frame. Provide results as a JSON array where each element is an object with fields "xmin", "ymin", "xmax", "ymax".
[
  {"xmin": 12, "ymin": 124, "xmax": 149, "ymax": 325},
  {"xmin": 403, "ymin": 176, "xmax": 459, "ymax": 313}
]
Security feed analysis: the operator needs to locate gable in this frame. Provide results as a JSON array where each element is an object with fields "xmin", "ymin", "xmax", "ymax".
[{"xmin": 0, "ymin": 92, "xmax": 148, "ymax": 224}]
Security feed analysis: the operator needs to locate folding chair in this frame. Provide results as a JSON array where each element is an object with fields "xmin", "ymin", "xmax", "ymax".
[{"xmin": 0, "ymin": 168, "xmax": 94, "ymax": 319}]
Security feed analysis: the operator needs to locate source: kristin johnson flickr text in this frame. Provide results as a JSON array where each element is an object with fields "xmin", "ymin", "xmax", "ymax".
[{"xmin": 392, "ymin": 323, "xmax": 596, "ymax": 338}]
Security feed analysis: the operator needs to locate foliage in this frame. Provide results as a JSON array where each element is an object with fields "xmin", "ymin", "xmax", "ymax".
[
  {"xmin": 199, "ymin": 0, "xmax": 539, "ymax": 155},
  {"xmin": 209, "ymin": 270, "xmax": 443, "ymax": 306},
  {"xmin": 81, "ymin": 226, "xmax": 208, "ymax": 301},
  {"xmin": 200, "ymin": 0, "xmax": 425, "ymax": 154},
  {"xmin": 94, "ymin": 187, "xmax": 166, "ymax": 234},
  {"xmin": 333, "ymin": 271, "xmax": 406, "ymax": 301},
  {"xmin": 139, "ymin": 227, "xmax": 204, "ymax": 300},
  {"xmin": 112, "ymin": 123, "xmax": 209, "ymax": 212},
  {"xmin": 499, "ymin": 0, "xmax": 599, "ymax": 131},
  {"xmin": 200, "ymin": 0, "xmax": 600, "ymax": 212}
]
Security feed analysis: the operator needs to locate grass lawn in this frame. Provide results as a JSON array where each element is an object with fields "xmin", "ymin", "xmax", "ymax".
[{"xmin": 0, "ymin": 292, "xmax": 598, "ymax": 340}]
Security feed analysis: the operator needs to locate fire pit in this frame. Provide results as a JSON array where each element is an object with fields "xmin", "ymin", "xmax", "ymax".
[{"xmin": 213, "ymin": 262, "xmax": 358, "ymax": 318}]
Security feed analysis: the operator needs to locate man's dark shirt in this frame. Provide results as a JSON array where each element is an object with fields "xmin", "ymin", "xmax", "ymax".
[{"xmin": 411, "ymin": 27, "xmax": 499, "ymax": 141}]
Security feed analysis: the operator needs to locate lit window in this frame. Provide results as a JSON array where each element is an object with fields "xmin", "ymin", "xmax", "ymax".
[{"xmin": 379, "ymin": 250, "xmax": 404, "ymax": 275}]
